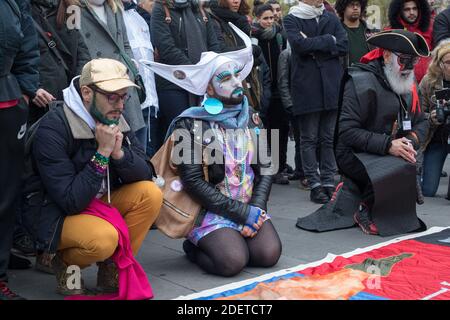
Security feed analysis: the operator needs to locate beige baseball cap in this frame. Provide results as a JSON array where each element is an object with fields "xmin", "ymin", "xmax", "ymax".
[{"xmin": 79, "ymin": 58, "xmax": 139, "ymax": 92}]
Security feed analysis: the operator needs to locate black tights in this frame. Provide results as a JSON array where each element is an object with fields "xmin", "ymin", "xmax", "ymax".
[{"xmin": 183, "ymin": 221, "xmax": 282, "ymax": 277}]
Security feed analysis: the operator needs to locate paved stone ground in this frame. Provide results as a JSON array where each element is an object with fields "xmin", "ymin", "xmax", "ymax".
[{"xmin": 8, "ymin": 145, "xmax": 450, "ymax": 300}]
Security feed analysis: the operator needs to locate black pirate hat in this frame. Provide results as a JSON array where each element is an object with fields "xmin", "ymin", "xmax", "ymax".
[{"xmin": 367, "ymin": 29, "xmax": 430, "ymax": 57}]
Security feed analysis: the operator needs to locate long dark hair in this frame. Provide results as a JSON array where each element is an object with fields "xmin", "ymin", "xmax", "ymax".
[{"xmin": 254, "ymin": 3, "xmax": 273, "ymax": 18}]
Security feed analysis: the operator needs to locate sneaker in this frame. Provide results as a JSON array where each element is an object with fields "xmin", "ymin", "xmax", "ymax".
[
  {"xmin": 0, "ymin": 281, "xmax": 25, "ymax": 300},
  {"xmin": 310, "ymin": 187, "xmax": 329, "ymax": 204},
  {"xmin": 12, "ymin": 234, "xmax": 35, "ymax": 257},
  {"xmin": 288, "ymin": 172, "xmax": 301, "ymax": 181},
  {"xmin": 273, "ymin": 173, "xmax": 289, "ymax": 185},
  {"xmin": 96, "ymin": 261, "xmax": 118, "ymax": 293},
  {"xmin": 8, "ymin": 252, "xmax": 32, "ymax": 270},
  {"xmin": 285, "ymin": 164, "xmax": 295, "ymax": 175},
  {"xmin": 353, "ymin": 203, "xmax": 379, "ymax": 235}
]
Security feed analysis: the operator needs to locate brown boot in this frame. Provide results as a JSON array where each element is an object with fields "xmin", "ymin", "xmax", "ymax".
[
  {"xmin": 96, "ymin": 261, "xmax": 118, "ymax": 293},
  {"xmin": 35, "ymin": 252, "xmax": 55, "ymax": 274},
  {"xmin": 52, "ymin": 253, "xmax": 85, "ymax": 296}
]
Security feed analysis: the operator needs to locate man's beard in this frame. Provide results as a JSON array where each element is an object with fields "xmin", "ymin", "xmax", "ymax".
[
  {"xmin": 214, "ymin": 88, "xmax": 244, "ymax": 106},
  {"xmin": 383, "ymin": 58, "xmax": 415, "ymax": 95}
]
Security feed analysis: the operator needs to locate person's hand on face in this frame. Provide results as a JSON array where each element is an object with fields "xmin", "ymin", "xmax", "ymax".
[
  {"xmin": 111, "ymin": 130, "xmax": 124, "ymax": 160},
  {"xmin": 95, "ymin": 123, "xmax": 120, "ymax": 158},
  {"xmin": 389, "ymin": 137, "xmax": 417, "ymax": 163}
]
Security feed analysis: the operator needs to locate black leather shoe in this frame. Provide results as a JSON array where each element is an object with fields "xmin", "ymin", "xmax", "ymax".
[
  {"xmin": 273, "ymin": 173, "xmax": 289, "ymax": 185},
  {"xmin": 8, "ymin": 252, "xmax": 32, "ymax": 270},
  {"xmin": 310, "ymin": 187, "xmax": 329, "ymax": 204},
  {"xmin": 323, "ymin": 186, "xmax": 336, "ymax": 200}
]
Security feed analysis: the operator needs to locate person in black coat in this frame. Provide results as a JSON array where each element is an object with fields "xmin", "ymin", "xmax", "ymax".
[
  {"xmin": 207, "ymin": 0, "xmax": 271, "ymax": 117},
  {"xmin": 298, "ymin": 30, "xmax": 429, "ymax": 237},
  {"xmin": 253, "ymin": 3, "xmax": 290, "ymax": 185},
  {"xmin": 0, "ymin": 0, "xmax": 39, "ymax": 300},
  {"xmin": 283, "ymin": 0, "xmax": 348, "ymax": 203},
  {"xmin": 29, "ymin": 0, "xmax": 91, "ymax": 124},
  {"xmin": 151, "ymin": 0, "xmax": 221, "ymax": 149},
  {"xmin": 21, "ymin": 59, "xmax": 163, "ymax": 296},
  {"xmin": 335, "ymin": 30, "xmax": 428, "ymax": 236},
  {"xmin": 433, "ymin": 6, "xmax": 450, "ymax": 46}
]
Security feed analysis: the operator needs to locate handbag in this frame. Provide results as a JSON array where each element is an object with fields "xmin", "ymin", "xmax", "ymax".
[{"xmin": 150, "ymin": 133, "xmax": 208, "ymax": 239}]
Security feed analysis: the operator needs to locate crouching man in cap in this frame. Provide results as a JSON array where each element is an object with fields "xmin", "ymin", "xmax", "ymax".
[
  {"xmin": 22, "ymin": 59, "xmax": 163, "ymax": 297},
  {"xmin": 298, "ymin": 30, "xmax": 429, "ymax": 236}
]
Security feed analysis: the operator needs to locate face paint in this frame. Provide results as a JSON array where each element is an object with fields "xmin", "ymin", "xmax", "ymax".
[
  {"xmin": 211, "ymin": 61, "xmax": 245, "ymax": 106},
  {"xmin": 89, "ymin": 91, "xmax": 121, "ymax": 126}
]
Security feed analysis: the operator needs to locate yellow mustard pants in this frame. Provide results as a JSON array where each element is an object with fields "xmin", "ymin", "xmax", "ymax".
[{"xmin": 57, "ymin": 181, "xmax": 162, "ymax": 268}]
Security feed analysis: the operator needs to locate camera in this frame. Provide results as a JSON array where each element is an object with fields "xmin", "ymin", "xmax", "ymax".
[{"xmin": 435, "ymin": 88, "xmax": 450, "ymax": 124}]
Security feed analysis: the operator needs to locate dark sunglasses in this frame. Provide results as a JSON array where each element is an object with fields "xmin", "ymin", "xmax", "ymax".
[
  {"xmin": 90, "ymin": 86, "xmax": 130, "ymax": 104},
  {"xmin": 393, "ymin": 52, "xmax": 419, "ymax": 67}
]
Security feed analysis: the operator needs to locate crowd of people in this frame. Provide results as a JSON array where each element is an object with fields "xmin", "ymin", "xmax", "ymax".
[{"xmin": 0, "ymin": 0, "xmax": 449, "ymax": 300}]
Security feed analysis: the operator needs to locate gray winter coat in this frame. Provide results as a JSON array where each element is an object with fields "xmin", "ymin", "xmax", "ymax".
[{"xmin": 79, "ymin": 0, "xmax": 145, "ymax": 131}]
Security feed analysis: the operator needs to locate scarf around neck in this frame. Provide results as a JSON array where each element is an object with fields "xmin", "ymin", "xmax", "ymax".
[
  {"xmin": 210, "ymin": 4, "xmax": 251, "ymax": 35},
  {"xmin": 165, "ymin": 96, "xmax": 250, "ymax": 141},
  {"xmin": 288, "ymin": 2, "xmax": 325, "ymax": 20},
  {"xmin": 253, "ymin": 23, "xmax": 278, "ymax": 41}
]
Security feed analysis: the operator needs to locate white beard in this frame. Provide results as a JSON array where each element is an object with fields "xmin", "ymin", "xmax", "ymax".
[{"xmin": 383, "ymin": 58, "xmax": 415, "ymax": 95}]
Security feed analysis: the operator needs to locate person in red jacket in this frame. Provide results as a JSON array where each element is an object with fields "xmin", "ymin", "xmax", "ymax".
[{"xmin": 388, "ymin": 0, "xmax": 434, "ymax": 82}]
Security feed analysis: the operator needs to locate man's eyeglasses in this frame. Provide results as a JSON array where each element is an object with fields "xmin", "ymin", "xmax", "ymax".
[
  {"xmin": 90, "ymin": 86, "xmax": 130, "ymax": 104},
  {"xmin": 441, "ymin": 60, "xmax": 450, "ymax": 67}
]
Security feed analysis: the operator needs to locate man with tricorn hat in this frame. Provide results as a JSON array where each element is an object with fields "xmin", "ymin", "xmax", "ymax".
[{"xmin": 297, "ymin": 29, "xmax": 430, "ymax": 237}]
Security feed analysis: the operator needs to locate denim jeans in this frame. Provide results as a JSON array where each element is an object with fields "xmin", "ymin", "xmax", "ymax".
[
  {"xmin": 421, "ymin": 142, "xmax": 449, "ymax": 197},
  {"xmin": 297, "ymin": 110, "xmax": 337, "ymax": 189},
  {"xmin": 135, "ymin": 106, "xmax": 161, "ymax": 158}
]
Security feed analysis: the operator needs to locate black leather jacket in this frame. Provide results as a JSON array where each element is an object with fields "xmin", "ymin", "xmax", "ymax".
[{"xmin": 172, "ymin": 110, "xmax": 273, "ymax": 226}]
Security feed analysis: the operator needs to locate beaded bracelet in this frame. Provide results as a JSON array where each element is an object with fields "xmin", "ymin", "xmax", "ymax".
[{"xmin": 90, "ymin": 152, "xmax": 109, "ymax": 175}]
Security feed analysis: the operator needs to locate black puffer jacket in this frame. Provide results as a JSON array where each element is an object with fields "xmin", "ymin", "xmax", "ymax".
[
  {"xmin": 172, "ymin": 110, "xmax": 273, "ymax": 226},
  {"xmin": 433, "ymin": 7, "xmax": 450, "ymax": 46},
  {"xmin": 0, "ymin": 0, "xmax": 39, "ymax": 102}
]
